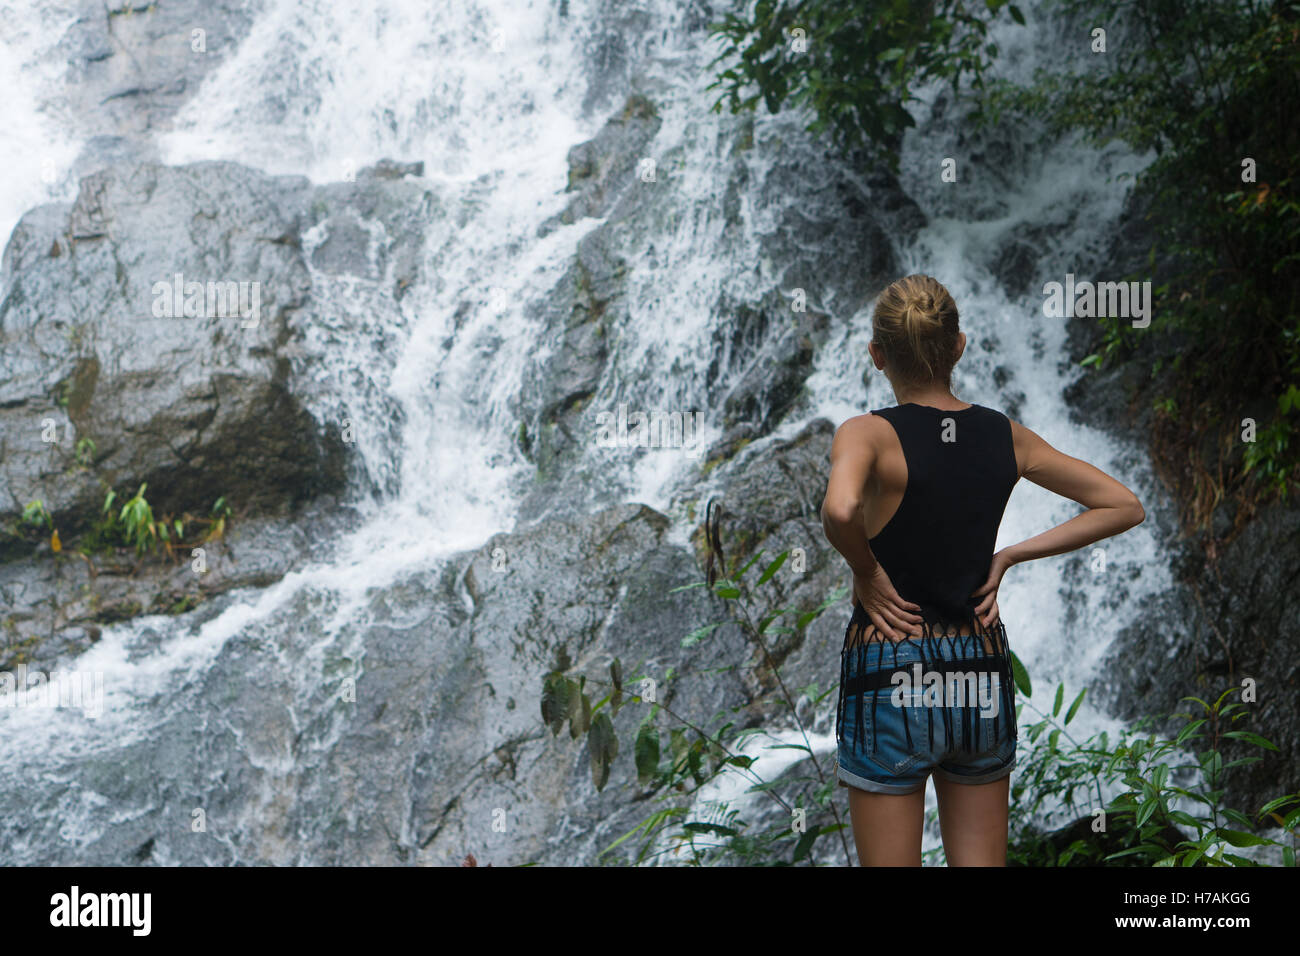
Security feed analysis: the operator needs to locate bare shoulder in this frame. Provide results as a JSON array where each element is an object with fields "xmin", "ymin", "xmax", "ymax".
[
  {"xmin": 829, "ymin": 413, "xmax": 889, "ymax": 464},
  {"xmin": 834, "ymin": 412, "xmax": 883, "ymax": 435},
  {"xmin": 832, "ymin": 412, "xmax": 890, "ymax": 445}
]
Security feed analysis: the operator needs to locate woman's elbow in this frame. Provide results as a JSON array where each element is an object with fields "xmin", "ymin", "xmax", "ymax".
[
  {"xmin": 1125, "ymin": 496, "xmax": 1146, "ymax": 528},
  {"xmin": 821, "ymin": 498, "xmax": 861, "ymax": 529}
]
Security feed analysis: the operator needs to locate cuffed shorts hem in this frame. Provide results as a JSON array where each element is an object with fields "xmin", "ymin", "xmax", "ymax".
[
  {"xmin": 836, "ymin": 757, "xmax": 1015, "ymax": 794},
  {"xmin": 933, "ymin": 757, "xmax": 1016, "ymax": 786},
  {"xmin": 836, "ymin": 762, "xmax": 928, "ymax": 795}
]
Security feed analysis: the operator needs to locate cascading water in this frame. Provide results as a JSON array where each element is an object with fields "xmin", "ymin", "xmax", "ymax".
[
  {"xmin": 0, "ymin": 1, "xmax": 83, "ymax": 246},
  {"xmin": 0, "ymin": 0, "xmax": 1169, "ymax": 864}
]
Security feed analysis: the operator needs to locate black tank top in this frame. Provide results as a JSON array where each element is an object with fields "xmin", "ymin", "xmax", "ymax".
[{"xmin": 864, "ymin": 402, "xmax": 1019, "ymax": 632}]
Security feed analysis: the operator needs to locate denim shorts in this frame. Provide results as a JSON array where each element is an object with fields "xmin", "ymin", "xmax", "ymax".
[{"xmin": 836, "ymin": 616, "xmax": 1018, "ymax": 795}]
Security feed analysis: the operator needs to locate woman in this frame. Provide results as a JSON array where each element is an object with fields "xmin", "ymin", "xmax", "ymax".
[{"xmin": 820, "ymin": 274, "xmax": 1145, "ymax": 866}]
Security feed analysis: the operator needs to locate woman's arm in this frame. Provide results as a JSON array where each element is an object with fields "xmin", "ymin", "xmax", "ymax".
[
  {"xmin": 972, "ymin": 419, "xmax": 1145, "ymax": 628},
  {"xmin": 1003, "ymin": 419, "xmax": 1146, "ymax": 565},
  {"xmin": 819, "ymin": 416, "xmax": 877, "ymax": 574},
  {"xmin": 821, "ymin": 416, "xmax": 923, "ymax": 640}
]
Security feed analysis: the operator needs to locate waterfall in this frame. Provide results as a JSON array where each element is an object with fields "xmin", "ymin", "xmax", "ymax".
[{"xmin": 0, "ymin": 0, "xmax": 1170, "ymax": 864}]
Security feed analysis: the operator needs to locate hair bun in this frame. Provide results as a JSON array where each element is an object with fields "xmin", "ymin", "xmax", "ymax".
[
  {"xmin": 870, "ymin": 273, "xmax": 959, "ymax": 387},
  {"xmin": 903, "ymin": 291, "xmax": 935, "ymax": 324}
]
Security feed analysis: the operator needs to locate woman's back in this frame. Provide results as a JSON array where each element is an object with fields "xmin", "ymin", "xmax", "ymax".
[{"xmin": 862, "ymin": 402, "xmax": 1019, "ymax": 635}]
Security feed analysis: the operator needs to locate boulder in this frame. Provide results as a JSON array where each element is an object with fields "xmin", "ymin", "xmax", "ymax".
[{"xmin": 0, "ymin": 162, "xmax": 345, "ymax": 557}]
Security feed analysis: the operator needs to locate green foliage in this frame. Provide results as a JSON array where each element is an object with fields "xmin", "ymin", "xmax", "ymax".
[
  {"xmin": 1242, "ymin": 396, "xmax": 1296, "ymax": 499},
  {"xmin": 117, "ymin": 483, "xmax": 157, "ymax": 555},
  {"xmin": 74, "ymin": 437, "xmax": 96, "ymax": 469},
  {"xmin": 1009, "ymin": 685, "xmax": 1299, "ymax": 866},
  {"xmin": 707, "ymin": 0, "xmax": 1026, "ymax": 172},
  {"xmin": 709, "ymin": 0, "xmax": 1300, "ymax": 509},
  {"xmin": 21, "ymin": 500, "xmax": 53, "ymax": 531},
  {"xmin": 78, "ymin": 486, "xmax": 233, "ymax": 559}
]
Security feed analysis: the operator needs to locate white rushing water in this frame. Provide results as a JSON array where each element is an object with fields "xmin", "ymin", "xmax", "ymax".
[
  {"xmin": 0, "ymin": 0, "xmax": 82, "ymax": 247},
  {"xmin": 0, "ymin": 0, "xmax": 1170, "ymax": 863}
]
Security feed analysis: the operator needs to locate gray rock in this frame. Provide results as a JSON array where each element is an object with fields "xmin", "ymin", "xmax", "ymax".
[
  {"xmin": 56, "ymin": 0, "xmax": 263, "ymax": 143},
  {"xmin": 0, "ymin": 162, "xmax": 345, "ymax": 557},
  {"xmin": 0, "ymin": 498, "xmax": 362, "ymax": 674},
  {"xmin": 0, "ymin": 415, "xmax": 857, "ymax": 865}
]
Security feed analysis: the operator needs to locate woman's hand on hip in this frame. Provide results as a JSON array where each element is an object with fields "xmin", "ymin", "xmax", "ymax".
[
  {"xmin": 970, "ymin": 549, "xmax": 1012, "ymax": 629},
  {"xmin": 853, "ymin": 563, "xmax": 923, "ymax": 641}
]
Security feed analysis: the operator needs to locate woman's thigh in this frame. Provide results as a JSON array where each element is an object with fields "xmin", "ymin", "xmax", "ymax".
[
  {"xmin": 847, "ymin": 785, "xmax": 927, "ymax": 866},
  {"xmin": 932, "ymin": 773, "xmax": 1010, "ymax": 866}
]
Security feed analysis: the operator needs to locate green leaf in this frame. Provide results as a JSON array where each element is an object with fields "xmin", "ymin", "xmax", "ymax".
[
  {"xmin": 1257, "ymin": 794, "xmax": 1300, "ymax": 816},
  {"xmin": 756, "ymin": 551, "xmax": 789, "ymax": 585},
  {"xmin": 669, "ymin": 581, "xmax": 707, "ymax": 593},
  {"xmin": 1009, "ymin": 650, "xmax": 1031, "ymax": 697},
  {"xmin": 793, "ymin": 825, "xmax": 820, "ymax": 862},
  {"xmin": 764, "ymin": 743, "xmax": 812, "ymax": 754},
  {"xmin": 1135, "ymin": 798, "xmax": 1158, "ymax": 828},
  {"xmin": 1052, "ymin": 683, "xmax": 1064, "ymax": 717},
  {"xmin": 1217, "ymin": 829, "xmax": 1271, "ymax": 848},
  {"xmin": 682, "ymin": 622, "xmax": 724, "ymax": 647},
  {"xmin": 634, "ymin": 720, "xmax": 660, "ymax": 785},
  {"xmin": 687, "ymin": 744, "xmax": 704, "ymax": 784},
  {"xmin": 540, "ymin": 673, "xmax": 570, "ymax": 736},
  {"xmin": 570, "ymin": 691, "xmax": 592, "ymax": 740},
  {"xmin": 1222, "ymin": 730, "xmax": 1279, "ymax": 751},
  {"xmin": 682, "ymin": 821, "xmax": 738, "ymax": 838},
  {"xmin": 599, "ymin": 808, "xmax": 684, "ymax": 859},
  {"xmin": 670, "ymin": 728, "xmax": 688, "ymax": 764},
  {"xmin": 1104, "ymin": 845, "xmax": 1163, "ymax": 862},
  {"xmin": 735, "ymin": 549, "xmax": 766, "ymax": 580},
  {"xmin": 1065, "ymin": 688, "xmax": 1087, "ymax": 725},
  {"xmin": 1175, "ymin": 718, "xmax": 1208, "ymax": 745},
  {"xmin": 589, "ymin": 712, "xmax": 618, "ymax": 791},
  {"xmin": 1008, "ymin": 4, "xmax": 1026, "ymax": 25}
]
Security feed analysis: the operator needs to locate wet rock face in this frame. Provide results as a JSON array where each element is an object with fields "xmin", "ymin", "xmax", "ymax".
[
  {"xmin": 0, "ymin": 414, "xmax": 853, "ymax": 865},
  {"xmin": 1093, "ymin": 498, "xmax": 1300, "ymax": 811},
  {"xmin": 0, "ymin": 503, "xmax": 738, "ymax": 864},
  {"xmin": 0, "ymin": 156, "xmax": 444, "ymax": 556},
  {"xmin": 0, "ymin": 162, "xmax": 344, "ymax": 549},
  {"xmin": 0, "ymin": 499, "xmax": 361, "ymax": 676},
  {"xmin": 58, "ymin": 0, "xmax": 263, "ymax": 140}
]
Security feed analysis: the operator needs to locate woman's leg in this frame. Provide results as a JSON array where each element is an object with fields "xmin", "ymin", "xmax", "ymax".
[
  {"xmin": 846, "ymin": 785, "xmax": 927, "ymax": 866},
  {"xmin": 932, "ymin": 775, "xmax": 1009, "ymax": 866}
]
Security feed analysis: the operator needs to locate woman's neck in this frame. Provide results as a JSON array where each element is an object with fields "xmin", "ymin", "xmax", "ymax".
[{"xmin": 891, "ymin": 385, "xmax": 966, "ymax": 410}]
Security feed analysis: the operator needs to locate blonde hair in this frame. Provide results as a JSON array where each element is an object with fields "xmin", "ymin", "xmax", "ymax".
[{"xmin": 871, "ymin": 274, "xmax": 961, "ymax": 386}]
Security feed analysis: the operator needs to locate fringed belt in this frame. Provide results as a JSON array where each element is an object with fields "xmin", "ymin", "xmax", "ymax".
[{"xmin": 835, "ymin": 604, "xmax": 1018, "ymax": 759}]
